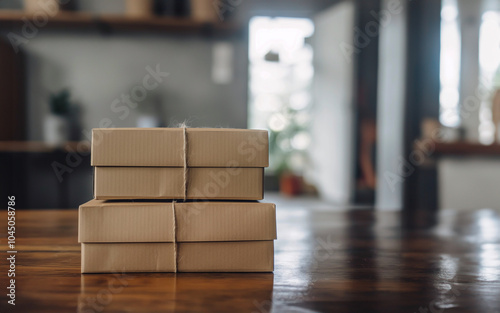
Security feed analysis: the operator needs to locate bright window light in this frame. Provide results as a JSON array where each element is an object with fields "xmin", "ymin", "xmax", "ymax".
[
  {"xmin": 479, "ymin": 11, "xmax": 500, "ymax": 144},
  {"xmin": 248, "ymin": 16, "xmax": 314, "ymax": 174},
  {"xmin": 439, "ymin": 0, "xmax": 461, "ymax": 128}
]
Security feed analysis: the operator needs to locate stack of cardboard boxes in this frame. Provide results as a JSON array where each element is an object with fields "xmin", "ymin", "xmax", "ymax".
[{"xmin": 78, "ymin": 128, "xmax": 276, "ymax": 273}]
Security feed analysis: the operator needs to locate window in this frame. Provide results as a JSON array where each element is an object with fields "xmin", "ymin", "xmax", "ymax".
[
  {"xmin": 478, "ymin": 11, "xmax": 500, "ymax": 144},
  {"xmin": 248, "ymin": 16, "xmax": 314, "ymax": 174},
  {"xmin": 439, "ymin": 0, "xmax": 461, "ymax": 128}
]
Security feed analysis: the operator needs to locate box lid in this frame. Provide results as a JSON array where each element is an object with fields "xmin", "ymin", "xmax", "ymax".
[
  {"xmin": 78, "ymin": 199, "xmax": 276, "ymax": 243},
  {"xmin": 91, "ymin": 128, "xmax": 269, "ymax": 167}
]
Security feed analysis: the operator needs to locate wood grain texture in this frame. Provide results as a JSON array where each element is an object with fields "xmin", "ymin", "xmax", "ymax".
[{"xmin": 1, "ymin": 208, "xmax": 500, "ymax": 312}]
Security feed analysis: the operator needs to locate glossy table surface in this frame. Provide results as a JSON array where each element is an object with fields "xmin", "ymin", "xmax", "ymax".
[{"xmin": 1, "ymin": 207, "xmax": 500, "ymax": 312}]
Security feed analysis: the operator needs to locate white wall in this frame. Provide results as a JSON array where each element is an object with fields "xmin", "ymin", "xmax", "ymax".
[
  {"xmin": 22, "ymin": 34, "xmax": 247, "ymax": 140},
  {"xmin": 375, "ymin": 0, "xmax": 408, "ymax": 210},
  {"xmin": 311, "ymin": 2, "xmax": 355, "ymax": 204},
  {"xmin": 457, "ymin": 0, "xmax": 481, "ymax": 141},
  {"xmin": 440, "ymin": 158, "xmax": 500, "ymax": 209}
]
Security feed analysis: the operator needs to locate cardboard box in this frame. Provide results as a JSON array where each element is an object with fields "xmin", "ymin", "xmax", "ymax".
[
  {"xmin": 94, "ymin": 167, "xmax": 264, "ymax": 200},
  {"xmin": 91, "ymin": 128, "xmax": 269, "ymax": 167},
  {"xmin": 81, "ymin": 241, "xmax": 274, "ymax": 273},
  {"xmin": 79, "ymin": 200, "xmax": 276, "ymax": 273},
  {"xmin": 91, "ymin": 128, "xmax": 268, "ymax": 200},
  {"xmin": 79, "ymin": 200, "xmax": 276, "ymax": 243}
]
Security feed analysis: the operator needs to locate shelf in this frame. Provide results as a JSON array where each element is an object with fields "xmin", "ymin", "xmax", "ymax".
[
  {"xmin": 0, "ymin": 141, "xmax": 87, "ymax": 153},
  {"xmin": 414, "ymin": 140, "xmax": 500, "ymax": 157},
  {"xmin": 0, "ymin": 10, "xmax": 242, "ymax": 36}
]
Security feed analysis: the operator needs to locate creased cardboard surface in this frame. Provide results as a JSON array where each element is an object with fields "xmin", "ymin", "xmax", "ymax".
[
  {"xmin": 94, "ymin": 167, "xmax": 264, "ymax": 200},
  {"xmin": 79, "ymin": 200, "xmax": 277, "ymax": 243},
  {"xmin": 81, "ymin": 241, "xmax": 274, "ymax": 273},
  {"xmin": 91, "ymin": 128, "xmax": 269, "ymax": 167}
]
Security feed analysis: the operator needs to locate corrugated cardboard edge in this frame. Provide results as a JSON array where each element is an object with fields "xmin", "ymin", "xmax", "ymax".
[
  {"xmin": 261, "ymin": 168, "xmax": 265, "ymax": 199},
  {"xmin": 92, "ymin": 167, "xmax": 96, "ymax": 200}
]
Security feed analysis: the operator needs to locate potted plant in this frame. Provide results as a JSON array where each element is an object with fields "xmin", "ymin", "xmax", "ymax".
[
  {"xmin": 270, "ymin": 129, "xmax": 307, "ymax": 197},
  {"xmin": 44, "ymin": 89, "xmax": 71, "ymax": 146}
]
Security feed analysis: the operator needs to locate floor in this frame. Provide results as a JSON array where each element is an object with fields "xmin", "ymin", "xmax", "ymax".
[{"xmin": 1, "ymin": 203, "xmax": 500, "ymax": 312}]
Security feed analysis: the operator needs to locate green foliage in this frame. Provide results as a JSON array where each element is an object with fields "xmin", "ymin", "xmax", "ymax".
[
  {"xmin": 269, "ymin": 129, "xmax": 290, "ymax": 176},
  {"xmin": 49, "ymin": 89, "xmax": 71, "ymax": 116},
  {"xmin": 268, "ymin": 107, "xmax": 310, "ymax": 177}
]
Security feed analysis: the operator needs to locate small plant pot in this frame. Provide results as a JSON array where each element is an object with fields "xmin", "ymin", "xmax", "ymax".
[
  {"xmin": 44, "ymin": 114, "xmax": 69, "ymax": 147},
  {"xmin": 279, "ymin": 173, "xmax": 303, "ymax": 197}
]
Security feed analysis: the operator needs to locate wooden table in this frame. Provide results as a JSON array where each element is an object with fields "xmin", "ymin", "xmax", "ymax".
[{"xmin": 1, "ymin": 208, "xmax": 500, "ymax": 312}]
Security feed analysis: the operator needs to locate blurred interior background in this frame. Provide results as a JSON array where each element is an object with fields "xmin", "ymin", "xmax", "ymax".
[{"xmin": 1, "ymin": 0, "xmax": 500, "ymax": 211}]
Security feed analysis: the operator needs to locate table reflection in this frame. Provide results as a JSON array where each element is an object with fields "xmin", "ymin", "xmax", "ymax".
[{"xmin": 78, "ymin": 273, "xmax": 274, "ymax": 312}]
